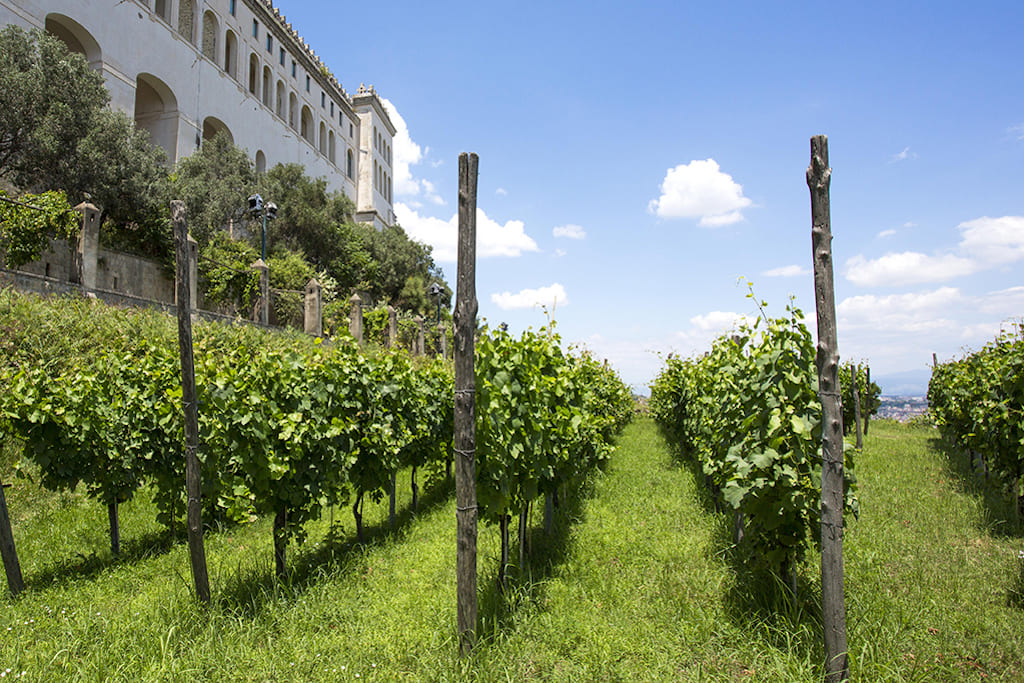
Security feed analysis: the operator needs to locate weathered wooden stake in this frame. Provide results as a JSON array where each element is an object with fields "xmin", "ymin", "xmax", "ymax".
[
  {"xmin": 172, "ymin": 200, "xmax": 211, "ymax": 605},
  {"xmin": 0, "ymin": 481, "xmax": 25, "ymax": 596},
  {"xmin": 454, "ymin": 152, "xmax": 479, "ymax": 655},
  {"xmin": 863, "ymin": 366, "xmax": 871, "ymax": 437},
  {"xmin": 108, "ymin": 502, "xmax": 120, "ymax": 556},
  {"xmin": 273, "ymin": 505, "xmax": 287, "ymax": 579},
  {"xmin": 807, "ymin": 136, "xmax": 849, "ymax": 683},
  {"xmin": 851, "ymin": 364, "xmax": 863, "ymax": 450}
]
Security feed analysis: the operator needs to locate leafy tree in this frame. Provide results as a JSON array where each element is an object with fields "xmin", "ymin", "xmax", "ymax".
[
  {"xmin": 0, "ymin": 190, "xmax": 79, "ymax": 268},
  {"xmin": 197, "ymin": 231, "xmax": 259, "ymax": 316},
  {"xmin": 75, "ymin": 110, "xmax": 172, "ymax": 259},
  {"xmin": 0, "ymin": 26, "xmax": 108, "ymax": 190},
  {"xmin": 257, "ymin": 163, "xmax": 369, "ymax": 290},
  {"xmin": 171, "ymin": 131, "xmax": 256, "ymax": 246},
  {"xmin": 357, "ymin": 222, "xmax": 450, "ymax": 314}
]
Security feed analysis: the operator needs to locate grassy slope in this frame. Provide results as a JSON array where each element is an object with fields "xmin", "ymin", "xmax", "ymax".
[{"xmin": 0, "ymin": 417, "xmax": 1021, "ymax": 681}]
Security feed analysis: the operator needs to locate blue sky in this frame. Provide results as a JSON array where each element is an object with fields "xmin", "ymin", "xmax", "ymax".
[{"xmin": 280, "ymin": 0, "xmax": 1023, "ymax": 395}]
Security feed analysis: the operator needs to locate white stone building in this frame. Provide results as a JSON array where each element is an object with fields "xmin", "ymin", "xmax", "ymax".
[{"xmin": 0, "ymin": 0, "xmax": 396, "ymax": 229}]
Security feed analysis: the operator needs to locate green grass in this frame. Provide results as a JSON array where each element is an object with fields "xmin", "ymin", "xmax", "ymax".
[{"xmin": 0, "ymin": 418, "xmax": 1021, "ymax": 681}]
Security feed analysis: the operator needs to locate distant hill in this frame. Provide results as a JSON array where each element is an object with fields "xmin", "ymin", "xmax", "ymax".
[{"xmin": 873, "ymin": 368, "xmax": 933, "ymax": 397}]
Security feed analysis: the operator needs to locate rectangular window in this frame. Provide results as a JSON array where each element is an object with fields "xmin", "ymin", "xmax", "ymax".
[
  {"xmin": 229, "ymin": 0, "xmax": 236, "ymax": 16},
  {"xmin": 349, "ymin": 123, "xmax": 353, "ymax": 137},
  {"xmin": 330, "ymin": 102, "xmax": 334, "ymax": 116},
  {"xmin": 305, "ymin": 75, "xmax": 310, "ymax": 92},
  {"xmin": 266, "ymin": 35, "xmax": 272, "ymax": 53},
  {"xmin": 252, "ymin": 19, "xmax": 258, "ymax": 38},
  {"xmin": 321, "ymin": 92, "xmax": 326, "ymax": 108},
  {"xmin": 279, "ymin": 48, "xmax": 285, "ymax": 66},
  {"xmin": 291, "ymin": 61, "xmax": 296, "ymax": 78}
]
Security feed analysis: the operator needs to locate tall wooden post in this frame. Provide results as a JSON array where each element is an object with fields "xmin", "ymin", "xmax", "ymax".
[
  {"xmin": 852, "ymin": 364, "xmax": 863, "ymax": 450},
  {"xmin": 863, "ymin": 366, "xmax": 871, "ymax": 437},
  {"xmin": 0, "ymin": 480, "xmax": 24, "ymax": 596},
  {"xmin": 454, "ymin": 152, "xmax": 479, "ymax": 655},
  {"xmin": 172, "ymin": 200, "xmax": 211, "ymax": 605},
  {"xmin": 807, "ymin": 135, "xmax": 849, "ymax": 683}
]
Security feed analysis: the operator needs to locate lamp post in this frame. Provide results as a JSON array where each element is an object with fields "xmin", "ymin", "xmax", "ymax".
[{"xmin": 247, "ymin": 194, "xmax": 278, "ymax": 261}]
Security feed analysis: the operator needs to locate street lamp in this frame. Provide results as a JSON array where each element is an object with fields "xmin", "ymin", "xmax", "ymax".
[
  {"xmin": 429, "ymin": 282, "xmax": 443, "ymax": 324},
  {"xmin": 248, "ymin": 194, "xmax": 278, "ymax": 261}
]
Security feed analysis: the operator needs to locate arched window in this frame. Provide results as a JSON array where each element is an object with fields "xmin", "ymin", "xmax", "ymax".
[
  {"xmin": 328, "ymin": 131, "xmax": 336, "ymax": 164},
  {"xmin": 300, "ymin": 105, "xmax": 313, "ymax": 143},
  {"xmin": 262, "ymin": 66, "xmax": 272, "ymax": 108},
  {"xmin": 154, "ymin": 0, "xmax": 170, "ymax": 22},
  {"xmin": 178, "ymin": 0, "xmax": 195, "ymax": 43},
  {"xmin": 373, "ymin": 160, "xmax": 378, "ymax": 190},
  {"xmin": 44, "ymin": 14, "xmax": 102, "ymax": 69},
  {"xmin": 202, "ymin": 116, "xmax": 233, "ymax": 144},
  {"xmin": 255, "ymin": 150, "xmax": 266, "ymax": 174},
  {"xmin": 201, "ymin": 11, "xmax": 218, "ymax": 61},
  {"xmin": 135, "ymin": 73, "xmax": 179, "ymax": 162},
  {"xmin": 346, "ymin": 149, "xmax": 353, "ymax": 179},
  {"xmin": 289, "ymin": 92, "xmax": 298, "ymax": 130},
  {"xmin": 275, "ymin": 80, "xmax": 285, "ymax": 118},
  {"xmin": 318, "ymin": 122, "xmax": 327, "ymax": 155},
  {"xmin": 248, "ymin": 53, "xmax": 259, "ymax": 96},
  {"xmin": 224, "ymin": 30, "xmax": 238, "ymax": 79}
]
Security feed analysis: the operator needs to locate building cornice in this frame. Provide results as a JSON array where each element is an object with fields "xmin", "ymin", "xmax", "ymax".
[
  {"xmin": 244, "ymin": 0, "xmax": 357, "ymax": 121},
  {"xmin": 352, "ymin": 86, "xmax": 397, "ymax": 136}
]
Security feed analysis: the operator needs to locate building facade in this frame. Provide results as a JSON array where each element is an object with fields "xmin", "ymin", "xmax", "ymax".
[{"xmin": 0, "ymin": 0, "xmax": 396, "ymax": 228}]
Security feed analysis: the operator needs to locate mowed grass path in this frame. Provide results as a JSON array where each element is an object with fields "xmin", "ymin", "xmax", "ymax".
[{"xmin": 1, "ymin": 418, "xmax": 1022, "ymax": 681}]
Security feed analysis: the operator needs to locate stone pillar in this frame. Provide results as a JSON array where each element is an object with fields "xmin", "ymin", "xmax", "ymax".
[
  {"xmin": 251, "ymin": 259, "xmax": 269, "ymax": 325},
  {"xmin": 75, "ymin": 202, "xmax": 100, "ymax": 291},
  {"xmin": 304, "ymin": 278, "xmax": 322, "ymax": 337},
  {"xmin": 439, "ymin": 323, "xmax": 448, "ymax": 360},
  {"xmin": 187, "ymin": 234, "xmax": 198, "ymax": 312},
  {"xmin": 349, "ymin": 293, "xmax": 363, "ymax": 344},
  {"xmin": 415, "ymin": 315, "xmax": 425, "ymax": 356},
  {"xmin": 387, "ymin": 305, "xmax": 398, "ymax": 348}
]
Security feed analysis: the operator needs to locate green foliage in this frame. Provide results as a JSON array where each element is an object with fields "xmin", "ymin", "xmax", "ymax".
[
  {"xmin": 171, "ymin": 131, "xmax": 256, "ymax": 246},
  {"xmin": 475, "ymin": 325, "xmax": 632, "ymax": 525},
  {"xmin": 257, "ymin": 163, "xmax": 368, "ymax": 290},
  {"xmin": 0, "ymin": 189, "xmax": 78, "ymax": 268},
  {"xmin": 197, "ymin": 232, "xmax": 260, "ymax": 315},
  {"xmin": 75, "ymin": 110, "xmax": 171, "ymax": 260},
  {"xmin": 650, "ymin": 299, "xmax": 857, "ymax": 574},
  {"xmin": 358, "ymin": 223, "xmax": 450, "ymax": 315},
  {"xmin": 839, "ymin": 362, "xmax": 881, "ymax": 435},
  {"xmin": 928, "ymin": 323, "xmax": 1024, "ymax": 516},
  {"xmin": 0, "ymin": 26, "xmax": 108, "ymax": 190}
]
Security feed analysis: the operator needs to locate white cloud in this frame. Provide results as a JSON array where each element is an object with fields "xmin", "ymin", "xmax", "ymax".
[
  {"xmin": 838, "ymin": 287, "xmax": 964, "ymax": 333},
  {"xmin": 394, "ymin": 202, "xmax": 539, "ymax": 262},
  {"xmin": 845, "ymin": 251, "xmax": 977, "ymax": 287},
  {"xmin": 957, "ymin": 216, "xmax": 1024, "ymax": 266},
  {"xmin": 554, "ymin": 248, "xmax": 567, "ymax": 258},
  {"xmin": 496, "ymin": 187, "xmax": 508, "ymax": 196},
  {"xmin": 890, "ymin": 146, "xmax": 918, "ymax": 163},
  {"xmin": 381, "ymin": 98, "xmax": 444, "ymax": 205},
  {"xmin": 648, "ymin": 159, "xmax": 752, "ymax": 227},
  {"xmin": 1009, "ymin": 123, "xmax": 1024, "ymax": 141},
  {"xmin": 877, "ymin": 229, "xmax": 897, "ymax": 238},
  {"xmin": 553, "ymin": 224, "xmax": 586, "ymax": 240},
  {"xmin": 491, "ymin": 283, "xmax": 568, "ymax": 310},
  {"xmin": 762, "ymin": 265, "xmax": 810, "ymax": 278},
  {"xmin": 903, "ymin": 221, "xmax": 917, "ymax": 228},
  {"xmin": 847, "ymin": 215, "xmax": 1024, "ymax": 287}
]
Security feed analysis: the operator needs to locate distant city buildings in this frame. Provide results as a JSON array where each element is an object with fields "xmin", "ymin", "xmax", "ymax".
[
  {"xmin": 876, "ymin": 395, "xmax": 929, "ymax": 422},
  {"xmin": 0, "ymin": 0, "xmax": 396, "ymax": 229}
]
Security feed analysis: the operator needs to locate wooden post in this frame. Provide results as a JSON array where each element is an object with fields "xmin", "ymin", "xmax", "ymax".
[
  {"xmin": 807, "ymin": 135, "xmax": 849, "ymax": 683},
  {"xmin": 852, "ymin": 364, "xmax": 863, "ymax": 450},
  {"xmin": 454, "ymin": 152, "xmax": 479, "ymax": 655},
  {"xmin": 108, "ymin": 502, "xmax": 120, "ymax": 556},
  {"xmin": 863, "ymin": 366, "xmax": 871, "ymax": 437},
  {"xmin": 172, "ymin": 200, "xmax": 211, "ymax": 605},
  {"xmin": 0, "ymin": 480, "xmax": 25, "ymax": 596},
  {"xmin": 75, "ymin": 202, "xmax": 100, "ymax": 291}
]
